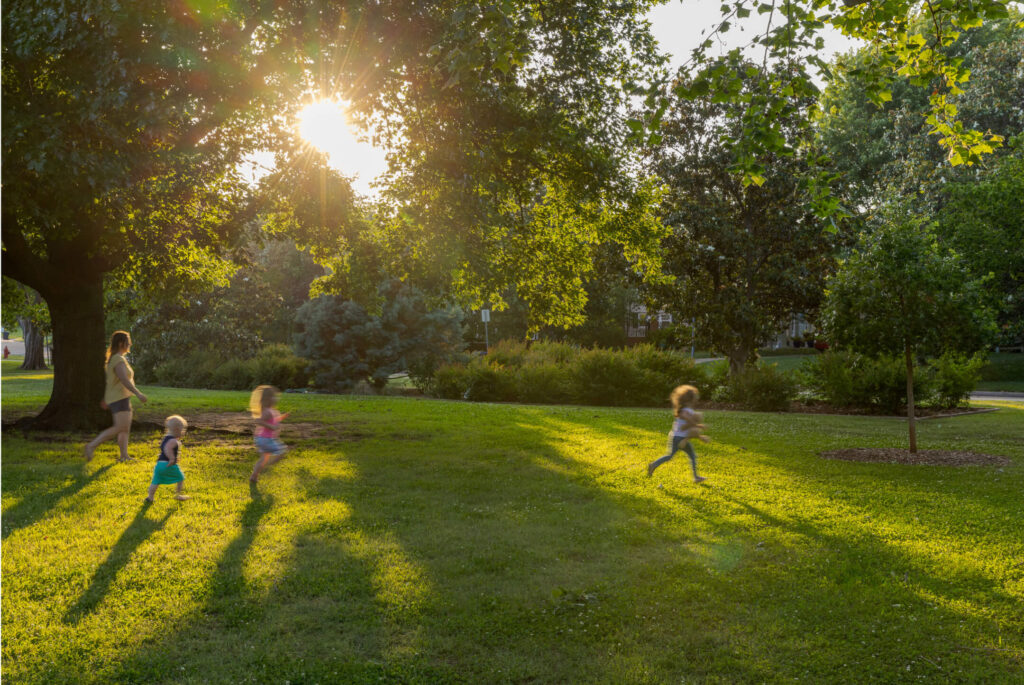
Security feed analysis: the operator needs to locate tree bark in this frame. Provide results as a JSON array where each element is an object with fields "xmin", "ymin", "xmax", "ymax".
[
  {"xmin": 23, "ymin": 278, "xmax": 109, "ymax": 430},
  {"xmin": 18, "ymin": 316, "xmax": 48, "ymax": 370},
  {"xmin": 905, "ymin": 342, "xmax": 917, "ymax": 454}
]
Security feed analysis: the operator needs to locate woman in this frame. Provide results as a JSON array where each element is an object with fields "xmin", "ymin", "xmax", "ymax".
[{"xmin": 84, "ymin": 331, "xmax": 148, "ymax": 462}]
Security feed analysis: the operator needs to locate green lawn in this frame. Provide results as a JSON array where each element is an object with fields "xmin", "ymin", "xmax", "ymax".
[{"xmin": 3, "ymin": 362, "xmax": 1023, "ymax": 683}]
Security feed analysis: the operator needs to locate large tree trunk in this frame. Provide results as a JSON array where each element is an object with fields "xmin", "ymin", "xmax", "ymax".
[
  {"xmin": 18, "ymin": 316, "xmax": 48, "ymax": 370},
  {"xmin": 905, "ymin": 342, "xmax": 917, "ymax": 454},
  {"xmin": 25, "ymin": 279, "xmax": 108, "ymax": 430}
]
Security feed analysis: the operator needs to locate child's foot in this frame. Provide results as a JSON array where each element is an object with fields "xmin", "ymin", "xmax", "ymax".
[
  {"xmin": 174, "ymin": 494, "xmax": 190, "ymax": 501},
  {"xmin": 249, "ymin": 474, "xmax": 259, "ymax": 484},
  {"xmin": 646, "ymin": 462, "xmax": 656, "ymax": 478},
  {"xmin": 143, "ymin": 497, "xmax": 155, "ymax": 504},
  {"xmin": 84, "ymin": 445, "xmax": 95, "ymax": 462},
  {"xmin": 117, "ymin": 456, "xmax": 136, "ymax": 463},
  {"xmin": 694, "ymin": 476, "xmax": 707, "ymax": 484}
]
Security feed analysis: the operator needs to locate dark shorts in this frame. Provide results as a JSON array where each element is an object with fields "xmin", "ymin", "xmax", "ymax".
[{"xmin": 108, "ymin": 398, "xmax": 132, "ymax": 414}]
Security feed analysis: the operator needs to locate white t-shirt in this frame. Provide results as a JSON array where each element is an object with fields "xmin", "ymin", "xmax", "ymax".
[{"xmin": 670, "ymin": 408, "xmax": 697, "ymax": 438}]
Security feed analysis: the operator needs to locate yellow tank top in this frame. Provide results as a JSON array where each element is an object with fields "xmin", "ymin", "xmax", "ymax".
[{"xmin": 104, "ymin": 353, "xmax": 134, "ymax": 405}]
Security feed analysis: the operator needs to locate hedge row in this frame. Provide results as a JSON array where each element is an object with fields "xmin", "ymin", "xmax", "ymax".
[
  {"xmin": 152, "ymin": 344, "xmax": 311, "ymax": 391},
  {"xmin": 419, "ymin": 341, "xmax": 983, "ymax": 412},
  {"xmin": 422, "ymin": 341, "xmax": 718, "ymax": 407}
]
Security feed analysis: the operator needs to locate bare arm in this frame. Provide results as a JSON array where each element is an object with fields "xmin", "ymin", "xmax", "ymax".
[
  {"xmin": 164, "ymin": 438, "xmax": 181, "ymax": 465},
  {"xmin": 113, "ymin": 361, "xmax": 148, "ymax": 403}
]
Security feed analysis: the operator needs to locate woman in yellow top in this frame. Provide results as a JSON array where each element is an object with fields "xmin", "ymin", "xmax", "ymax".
[{"xmin": 84, "ymin": 330, "xmax": 148, "ymax": 462}]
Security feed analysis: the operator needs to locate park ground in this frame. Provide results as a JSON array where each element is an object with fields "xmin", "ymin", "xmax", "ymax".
[{"xmin": 2, "ymin": 361, "xmax": 1023, "ymax": 683}]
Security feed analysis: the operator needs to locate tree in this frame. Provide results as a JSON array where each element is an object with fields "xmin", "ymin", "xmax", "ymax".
[
  {"xmin": 1, "ymin": 277, "xmax": 50, "ymax": 370},
  {"xmin": 646, "ymin": 1, "xmax": 1020, "ymax": 187},
  {"xmin": 648, "ymin": 59, "xmax": 848, "ymax": 373},
  {"xmin": 816, "ymin": 14, "xmax": 1024, "ymax": 209},
  {"xmin": 816, "ymin": 17, "xmax": 1024, "ymax": 342},
  {"xmin": 1, "ymin": 1, "xmax": 666, "ymax": 428},
  {"xmin": 820, "ymin": 215, "xmax": 995, "ymax": 452},
  {"xmin": 937, "ymin": 144, "xmax": 1024, "ymax": 344},
  {"xmin": 293, "ymin": 283, "xmax": 463, "ymax": 391}
]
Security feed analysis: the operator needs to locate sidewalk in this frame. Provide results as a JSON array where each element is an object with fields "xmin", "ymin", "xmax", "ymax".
[{"xmin": 970, "ymin": 391, "xmax": 1024, "ymax": 401}]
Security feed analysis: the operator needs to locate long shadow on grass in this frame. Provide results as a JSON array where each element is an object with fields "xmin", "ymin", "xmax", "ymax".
[
  {"xmin": 63, "ymin": 502, "xmax": 175, "ymax": 624},
  {"xmin": 2, "ymin": 463, "xmax": 112, "ymax": 540},
  {"xmin": 92, "ymin": 407, "xmax": 1023, "ymax": 682}
]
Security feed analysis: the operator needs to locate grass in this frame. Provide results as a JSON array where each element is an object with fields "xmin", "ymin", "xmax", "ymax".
[{"xmin": 3, "ymin": 362, "xmax": 1023, "ymax": 683}]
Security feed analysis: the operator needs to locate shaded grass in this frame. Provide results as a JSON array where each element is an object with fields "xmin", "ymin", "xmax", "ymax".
[{"xmin": 3, "ymin": 365, "xmax": 1023, "ymax": 683}]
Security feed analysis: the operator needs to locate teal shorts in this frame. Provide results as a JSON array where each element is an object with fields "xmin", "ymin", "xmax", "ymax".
[{"xmin": 151, "ymin": 461, "xmax": 184, "ymax": 485}]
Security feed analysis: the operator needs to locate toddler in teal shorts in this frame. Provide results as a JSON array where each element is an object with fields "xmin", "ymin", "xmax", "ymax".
[{"xmin": 146, "ymin": 415, "xmax": 190, "ymax": 502}]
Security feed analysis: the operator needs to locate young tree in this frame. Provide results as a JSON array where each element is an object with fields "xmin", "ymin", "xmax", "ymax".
[
  {"xmin": 293, "ymin": 282, "xmax": 463, "ymax": 391},
  {"xmin": 820, "ymin": 215, "xmax": 995, "ymax": 452},
  {"xmin": 648, "ymin": 59, "xmax": 847, "ymax": 373}
]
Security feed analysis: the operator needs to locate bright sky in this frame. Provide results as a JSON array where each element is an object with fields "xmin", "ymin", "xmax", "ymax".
[
  {"xmin": 276, "ymin": 1, "xmax": 861, "ymax": 196},
  {"xmin": 648, "ymin": 0, "xmax": 861, "ymax": 73}
]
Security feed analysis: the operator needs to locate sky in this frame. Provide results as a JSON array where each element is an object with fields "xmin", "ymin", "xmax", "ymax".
[
  {"xmin": 282, "ymin": 1, "xmax": 863, "ymax": 196},
  {"xmin": 647, "ymin": 0, "xmax": 861, "ymax": 72}
]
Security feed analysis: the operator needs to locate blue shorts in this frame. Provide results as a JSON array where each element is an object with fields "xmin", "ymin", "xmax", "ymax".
[{"xmin": 255, "ymin": 436, "xmax": 286, "ymax": 456}]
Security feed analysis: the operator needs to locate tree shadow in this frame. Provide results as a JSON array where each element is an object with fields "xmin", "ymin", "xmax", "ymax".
[
  {"xmin": 2, "ymin": 463, "xmax": 112, "ymax": 541},
  {"xmin": 63, "ymin": 502, "xmax": 175, "ymax": 625},
  {"xmin": 35, "ymin": 403, "xmax": 1024, "ymax": 681}
]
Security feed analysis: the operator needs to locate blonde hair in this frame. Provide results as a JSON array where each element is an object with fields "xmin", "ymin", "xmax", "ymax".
[
  {"xmin": 670, "ymin": 385, "xmax": 699, "ymax": 417},
  {"xmin": 249, "ymin": 385, "xmax": 279, "ymax": 418},
  {"xmin": 165, "ymin": 414, "xmax": 188, "ymax": 436},
  {"xmin": 106, "ymin": 330, "xmax": 131, "ymax": 362}
]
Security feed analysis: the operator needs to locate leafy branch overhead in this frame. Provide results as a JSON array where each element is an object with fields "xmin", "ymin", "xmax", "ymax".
[{"xmin": 638, "ymin": 0, "xmax": 1020, "ymax": 187}]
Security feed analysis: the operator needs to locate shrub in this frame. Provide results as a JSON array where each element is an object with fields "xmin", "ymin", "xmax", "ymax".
[
  {"xmin": 433, "ymin": 363, "xmax": 472, "ymax": 400},
  {"xmin": 516, "ymin": 364, "xmax": 574, "ymax": 404},
  {"xmin": 798, "ymin": 350, "xmax": 934, "ymax": 413},
  {"xmin": 249, "ymin": 344, "xmax": 310, "ymax": 389},
  {"xmin": 797, "ymin": 350, "xmax": 859, "ymax": 407},
  {"xmin": 464, "ymin": 362, "xmax": 518, "ymax": 402},
  {"xmin": 485, "ymin": 340, "xmax": 529, "ymax": 368},
  {"xmin": 153, "ymin": 350, "xmax": 223, "ymax": 389},
  {"xmin": 717, "ymin": 363, "xmax": 796, "ymax": 412},
  {"xmin": 570, "ymin": 349, "xmax": 646, "ymax": 406},
  {"xmin": 930, "ymin": 351, "xmax": 985, "ymax": 408},
  {"xmin": 210, "ymin": 358, "xmax": 253, "ymax": 390}
]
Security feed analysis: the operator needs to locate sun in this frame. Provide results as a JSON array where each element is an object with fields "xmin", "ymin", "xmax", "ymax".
[
  {"xmin": 295, "ymin": 99, "xmax": 387, "ymax": 192},
  {"xmin": 297, "ymin": 99, "xmax": 350, "ymax": 154}
]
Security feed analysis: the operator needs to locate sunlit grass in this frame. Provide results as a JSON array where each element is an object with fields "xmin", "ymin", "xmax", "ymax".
[{"xmin": 2, "ymin": 365, "xmax": 1022, "ymax": 683}]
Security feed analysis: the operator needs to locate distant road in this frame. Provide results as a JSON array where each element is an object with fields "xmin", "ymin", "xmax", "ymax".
[
  {"xmin": 2, "ymin": 339, "xmax": 25, "ymax": 356},
  {"xmin": 971, "ymin": 391, "xmax": 1024, "ymax": 401}
]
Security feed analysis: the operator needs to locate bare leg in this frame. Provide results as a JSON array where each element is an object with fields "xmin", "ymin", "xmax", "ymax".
[
  {"xmin": 146, "ymin": 483, "xmax": 158, "ymax": 502},
  {"xmin": 250, "ymin": 453, "xmax": 269, "ymax": 482},
  {"xmin": 85, "ymin": 411, "xmax": 132, "ymax": 461},
  {"xmin": 117, "ymin": 429, "xmax": 130, "ymax": 461},
  {"xmin": 174, "ymin": 482, "xmax": 189, "ymax": 501}
]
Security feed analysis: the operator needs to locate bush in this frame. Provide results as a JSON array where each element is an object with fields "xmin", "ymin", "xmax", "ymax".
[
  {"xmin": 798, "ymin": 350, "xmax": 934, "ymax": 413},
  {"xmin": 570, "ymin": 349, "xmax": 647, "ymax": 406},
  {"xmin": 516, "ymin": 364, "xmax": 574, "ymax": 404},
  {"xmin": 250, "ymin": 344, "xmax": 311, "ymax": 389},
  {"xmin": 797, "ymin": 350, "xmax": 859, "ymax": 407},
  {"xmin": 464, "ymin": 362, "xmax": 518, "ymax": 402},
  {"xmin": 210, "ymin": 358, "xmax": 253, "ymax": 390},
  {"xmin": 716, "ymin": 363, "xmax": 796, "ymax": 412},
  {"xmin": 930, "ymin": 351, "xmax": 985, "ymax": 408},
  {"xmin": 433, "ymin": 363, "xmax": 472, "ymax": 399},
  {"xmin": 152, "ymin": 344, "xmax": 310, "ymax": 391}
]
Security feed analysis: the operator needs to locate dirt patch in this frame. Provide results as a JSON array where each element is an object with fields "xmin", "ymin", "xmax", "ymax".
[
  {"xmin": 820, "ymin": 448, "xmax": 1012, "ymax": 467},
  {"xmin": 135, "ymin": 412, "xmax": 358, "ymax": 440}
]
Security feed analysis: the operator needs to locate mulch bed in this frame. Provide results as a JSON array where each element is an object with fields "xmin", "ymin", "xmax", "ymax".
[
  {"xmin": 820, "ymin": 448, "xmax": 1011, "ymax": 467},
  {"xmin": 698, "ymin": 401, "xmax": 996, "ymax": 419}
]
